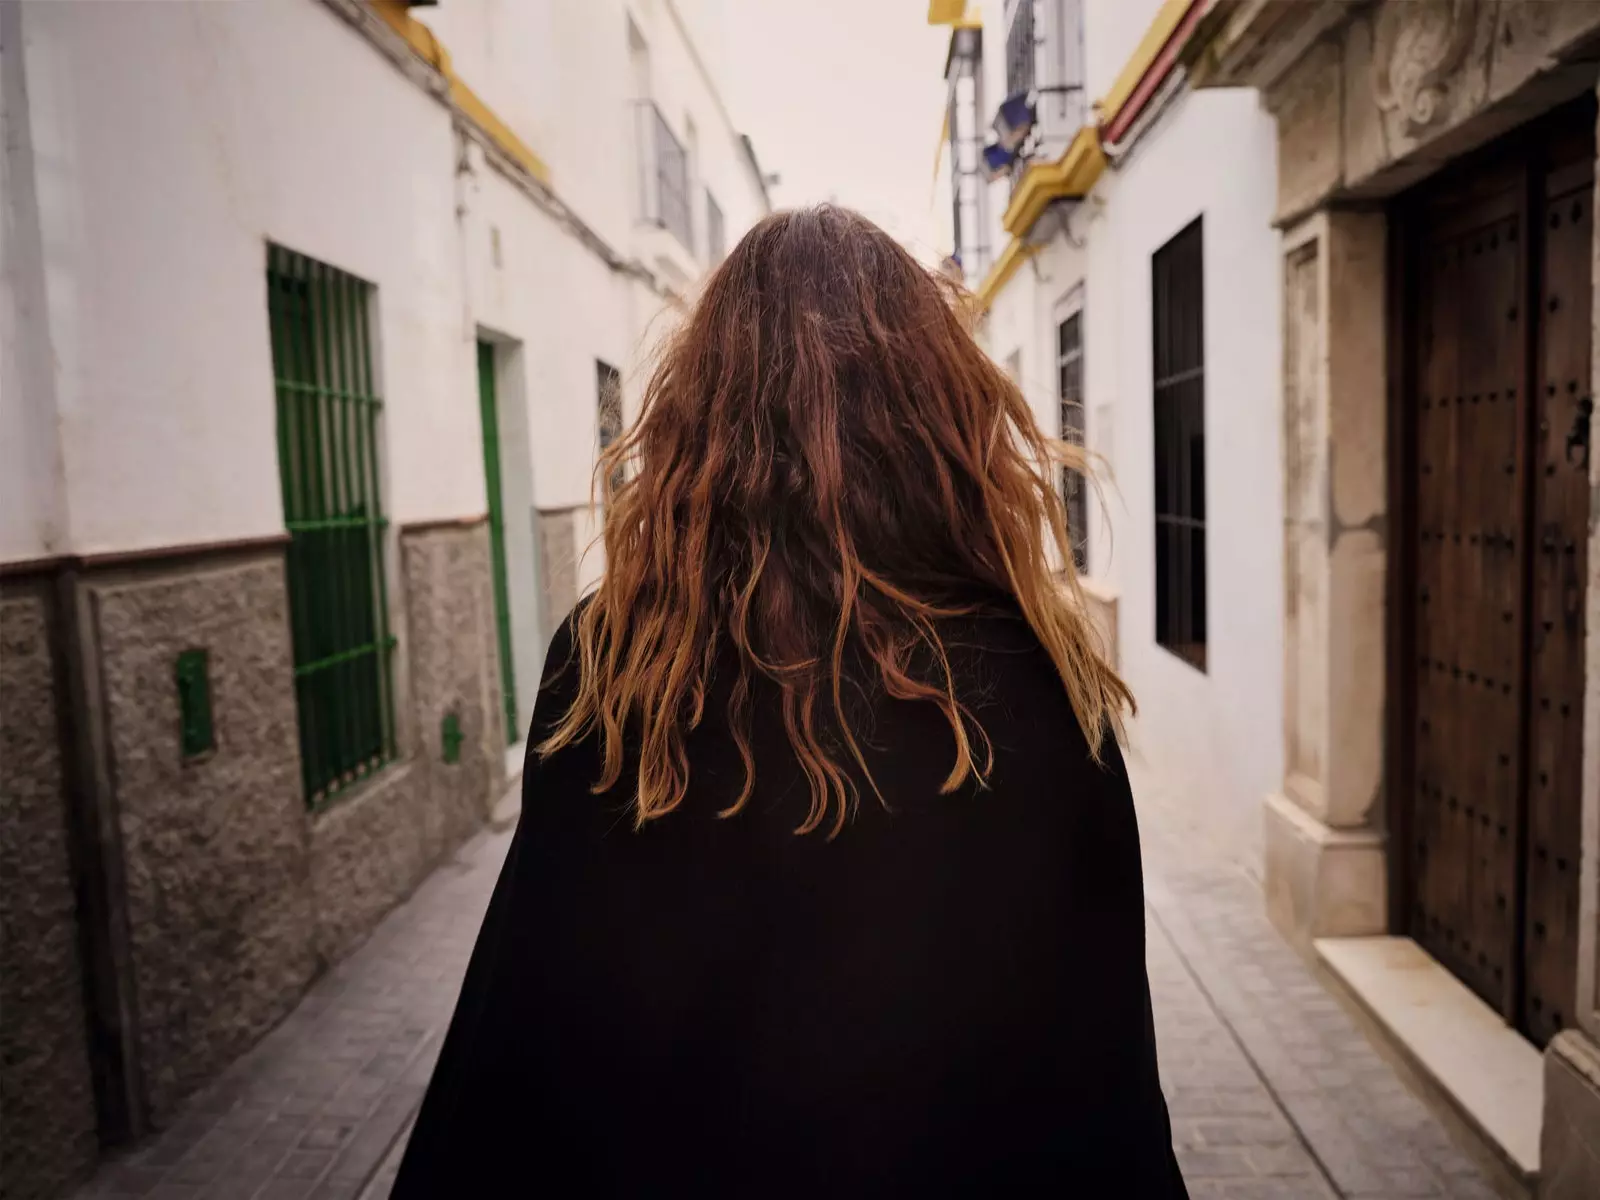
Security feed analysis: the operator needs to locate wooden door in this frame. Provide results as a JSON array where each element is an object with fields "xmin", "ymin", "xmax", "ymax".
[
  {"xmin": 1407, "ymin": 154, "xmax": 1528, "ymax": 1018},
  {"xmin": 1400, "ymin": 101, "xmax": 1592, "ymax": 1048},
  {"xmin": 1523, "ymin": 122, "xmax": 1592, "ymax": 1047}
]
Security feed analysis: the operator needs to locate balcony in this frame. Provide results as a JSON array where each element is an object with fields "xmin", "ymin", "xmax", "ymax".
[
  {"xmin": 1003, "ymin": 0, "xmax": 1086, "ymax": 163},
  {"xmin": 999, "ymin": 0, "xmax": 1088, "ymax": 216}
]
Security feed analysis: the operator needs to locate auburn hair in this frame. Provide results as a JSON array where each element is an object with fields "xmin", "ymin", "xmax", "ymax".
[{"xmin": 540, "ymin": 205, "xmax": 1132, "ymax": 836}]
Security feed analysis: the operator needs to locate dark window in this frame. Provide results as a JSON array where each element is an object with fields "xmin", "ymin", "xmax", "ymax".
[
  {"xmin": 706, "ymin": 189, "xmax": 726, "ymax": 263},
  {"xmin": 267, "ymin": 245, "xmax": 396, "ymax": 805},
  {"xmin": 1151, "ymin": 217, "xmax": 1206, "ymax": 671},
  {"xmin": 597, "ymin": 360, "xmax": 625, "ymax": 495},
  {"xmin": 1056, "ymin": 310, "xmax": 1086, "ymax": 573},
  {"xmin": 637, "ymin": 102, "xmax": 692, "ymax": 252}
]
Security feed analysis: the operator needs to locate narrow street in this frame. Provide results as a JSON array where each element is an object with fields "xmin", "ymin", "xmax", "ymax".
[{"xmin": 66, "ymin": 753, "xmax": 1506, "ymax": 1200}]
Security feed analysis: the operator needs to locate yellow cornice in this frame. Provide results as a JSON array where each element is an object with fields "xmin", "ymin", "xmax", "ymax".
[
  {"xmin": 370, "ymin": 0, "xmax": 552, "ymax": 186},
  {"xmin": 974, "ymin": 237, "xmax": 1037, "ymax": 312},
  {"xmin": 1096, "ymin": 0, "xmax": 1195, "ymax": 129},
  {"xmin": 1000, "ymin": 125, "xmax": 1105, "ymax": 239}
]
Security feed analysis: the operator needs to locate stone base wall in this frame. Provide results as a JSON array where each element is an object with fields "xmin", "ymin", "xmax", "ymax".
[
  {"xmin": 537, "ymin": 508, "xmax": 579, "ymax": 641},
  {"xmin": 0, "ymin": 585, "xmax": 99, "ymax": 1200},
  {"xmin": 3, "ymin": 527, "xmax": 506, "ymax": 1190},
  {"xmin": 91, "ymin": 555, "xmax": 317, "ymax": 1125},
  {"xmin": 401, "ymin": 523, "xmax": 504, "ymax": 861}
]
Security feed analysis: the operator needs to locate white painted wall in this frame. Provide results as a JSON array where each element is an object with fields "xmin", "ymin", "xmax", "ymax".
[
  {"xmin": 0, "ymin": 0, "xmax": 767, "ymax": 576},
  {"xmin": 1083, "ymin": 0, "xmax": 1166, "ymax": 105},
  {"xmin": 418, "ymin": 0, "xmax": 767, "ymax": 614},
  {"xmin": 985, "ymin": 226, "xmax": 1088, "ymax": 444},
  {"xmin": 417, "ymin": 0, "xmax": 767, "ymax": 278},
  {"xmin": 0, "ymin": 0, "xmax": 477, "ymax": 559},
  {"xmin": 0, "ymin": 1, "xmax": 68, "ymax": 562},
  {"xmin": 1084, "ymin": 86, "xmax": 1283, "ymax": 867}
]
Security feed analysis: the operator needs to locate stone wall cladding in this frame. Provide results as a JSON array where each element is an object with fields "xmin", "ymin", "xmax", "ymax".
[
  {"xmin": 0, "ymin": 589, "xmax": 99, "ymax": 1200},
  {"xmin": 308, "ymin": 762, "xmax": 428, "ymax": 964},
  {"xmin": 1264, "ymin": 0, "xmax": 1600, "ymax": 223},
  {"xmin": 92, "ymin": 556, "xmax": 316, "ymax": 1125},
  {"xmin": 401, "ymin": 523, "xmax": 503, "ymax": 862},
  {"xmin": 537, "ymin": 509, "xmax": 578, "ymax": 643}
]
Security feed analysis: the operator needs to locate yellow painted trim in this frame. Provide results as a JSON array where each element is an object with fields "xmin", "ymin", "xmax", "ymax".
[
  {"xmin": 974, "ymin": 237, "xmax": 1037, "ymax": 312},
  {"xmin": 370, "ymin": 0, "xmax": 551, "ymax": 186},
  {"xmin": 927, "ymin": 0, "xmax": 967, "ymax": 24},
  {"xmin": 1000, "ymin": 125, "xmax": 1105, "ymax": 239},
  {"xmin": 1095, "ymin": 0, "xmax": 1193, "ymax": 129}
]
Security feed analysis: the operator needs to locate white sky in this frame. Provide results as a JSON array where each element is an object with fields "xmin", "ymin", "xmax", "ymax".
[{"xmin": 721, "ymin": 1, "xmax": 952, "ymax": 263}]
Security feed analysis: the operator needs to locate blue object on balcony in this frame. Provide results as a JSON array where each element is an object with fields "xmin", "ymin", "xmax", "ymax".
[
  {"xmin": 982, "ymin": 141, "xmax": 1016, "ymax": 181},
  {"xmin": 993, "ymin": 92, "xmax": 1035, "ymax": 152}
]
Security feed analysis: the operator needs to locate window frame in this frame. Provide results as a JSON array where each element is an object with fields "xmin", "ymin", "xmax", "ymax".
[
  {"xmin": 1150, "ymin": 216, "xmax": 1208, "ymax": 672},
  {"xmin": 266, "ymin": 244, "xmax": 398, "ymax": 806},
  {"xmin": 596, "ymin": 359, "xmax": 625, "ymax": 496},
  {"xmin": 1055, "ymin": 298, "xmax": 1087, "ymax": 574}
]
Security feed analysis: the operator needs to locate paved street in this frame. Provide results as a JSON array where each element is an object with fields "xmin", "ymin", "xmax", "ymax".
[{"xmin": 77, "ymin": 760, "xmax": 1508, "ymax": 1200}]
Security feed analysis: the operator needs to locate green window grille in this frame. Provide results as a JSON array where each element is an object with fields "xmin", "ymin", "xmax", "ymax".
[
  {"xmin": 267, "ymin": 244, "xmax": 396, "ymax": 807},
  {"xmin": 477, "ymin": 341, "xmax": 519, "ymax": 745}
]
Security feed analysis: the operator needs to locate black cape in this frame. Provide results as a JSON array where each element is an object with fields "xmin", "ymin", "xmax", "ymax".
[{"xmin": 393, "ymin": 603, "xmax": 1188, "ymax": 1198}]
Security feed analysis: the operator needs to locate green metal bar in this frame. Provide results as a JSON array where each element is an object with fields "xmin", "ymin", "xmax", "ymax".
[
  {"xmin": 335, "ymin": 273, "xmax": 366, "ymax": 768},
  {"xmin": 341, "ymin": 274, "xmax": 377, "ymax": 774},
  {"xmin": 291, "ymin": 635, "xmax": 398, "ymax": 679},
  {"xmin": 275, "ymin": 379, "xmax": 385, "ymax": 405},
  {"xmin": 315, "ymin": 259, "xmax": 355, "ymax": 785},
  {"xmin": 305, "ymin": 255, "xmax": 331, "ymax": 794},
  {"xmin": 282, "ymin": 250, "xmax": 322, "ymax": 798},
  {"xmin": 477, "ymin": 341, "xmax": 519, "ymax": 744},
  {"xmin": 269, "ymin": 250, "xmax": 315, "ymax": 799},
  {"xmin": 355, "ymin": 282, "xmax": 395, "ymax": 764},
  {"xmin": 284, "ymin": 515, "xmax": 391, "ymax": 533}
]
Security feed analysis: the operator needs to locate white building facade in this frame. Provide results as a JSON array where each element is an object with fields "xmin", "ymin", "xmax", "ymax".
[
  {"xmin": 933, "ymin": 0, "xmax": 1600, "ymax": 1190},
  {"xmin": 0, "ymin": 2, "xmax": 767, "ymax": 1195},
  {"xmin": 930, "ymin": 0, "xmax": 1282, "ymax": 869}
]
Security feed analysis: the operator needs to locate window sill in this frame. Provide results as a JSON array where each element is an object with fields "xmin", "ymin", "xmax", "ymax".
[{"xmin": 307, "ymin": 756, "xmax": 414, "ymax": 825}]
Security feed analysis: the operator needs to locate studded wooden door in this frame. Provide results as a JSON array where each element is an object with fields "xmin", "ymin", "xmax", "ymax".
[
  {"xmin": 1401, "ymin": 102, "xmax": 1592, "ymax": 1048},
  {"xmin": 1523, "ymin": 118, "xmax": 1592, "ymax": 1048}
]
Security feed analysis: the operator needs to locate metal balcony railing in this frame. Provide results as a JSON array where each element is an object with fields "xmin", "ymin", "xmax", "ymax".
[
  {"xmin": 634, "ymin": 101, "xmax": 693, "ymax": 253},
  {"xmin": 1002, "ymin": 0, "xmax": 1087, "ymax": 198},
  {"xmin": 1005, "ymin": 0, "xmax": 1036, "ymax": 102}
]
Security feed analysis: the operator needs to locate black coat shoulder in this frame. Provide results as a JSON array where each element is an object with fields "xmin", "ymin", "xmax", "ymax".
[{"xmin": 394, "ymin": 612, "xmax": 1186, "ymax": 1199}]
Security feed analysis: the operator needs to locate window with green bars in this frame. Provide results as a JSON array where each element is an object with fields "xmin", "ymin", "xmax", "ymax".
[{"xmin": 267, "ymin": 245, "xmax": 397, "ymax": 807}]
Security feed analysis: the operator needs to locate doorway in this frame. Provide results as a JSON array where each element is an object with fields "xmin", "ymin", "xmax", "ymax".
[{"xmin": 1395, "ymin": 99, "xmax": 1593, "ymax": 1049}]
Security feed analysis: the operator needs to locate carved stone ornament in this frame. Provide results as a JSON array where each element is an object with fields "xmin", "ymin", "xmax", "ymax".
[{"xmin": 1371, "ymin": 0, "xmax": 1483, "ymax": 134}]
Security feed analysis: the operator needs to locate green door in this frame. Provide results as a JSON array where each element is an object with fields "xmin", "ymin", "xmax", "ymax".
[{"xmin": 477, "ymin": 341, "xmax": 519, "ymax": 744}]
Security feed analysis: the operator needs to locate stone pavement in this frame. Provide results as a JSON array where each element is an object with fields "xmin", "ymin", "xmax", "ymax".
[
  {"xmin": 1129, "ymin": 756, "xmax": 1506, "ymax": 1200},
  {"xmin": 77, "ymin": 768, "xmax": 1509, "ymax": 1200}
]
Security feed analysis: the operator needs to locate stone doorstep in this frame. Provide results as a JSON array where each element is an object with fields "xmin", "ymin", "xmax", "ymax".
[{"xmin": 1314, "ymin": 935, "xmax": 1543, "ymax": 1187}]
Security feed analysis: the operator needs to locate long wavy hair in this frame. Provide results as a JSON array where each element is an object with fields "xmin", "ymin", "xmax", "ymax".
[{"xmin": 541, "ymin": 205, "xmax": 1132, "ymax": 836}]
